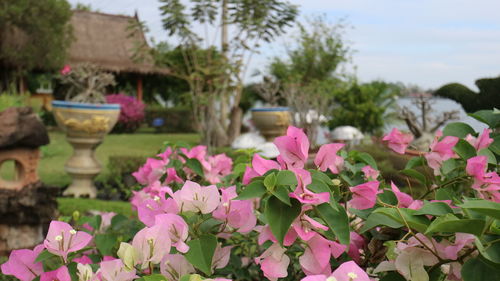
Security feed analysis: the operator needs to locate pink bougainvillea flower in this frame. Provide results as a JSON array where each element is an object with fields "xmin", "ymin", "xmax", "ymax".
[
  {"xmin": 1, "ymin": 244, "xmax": 44, "ymax": 281},
  {"xmin": 425, "ymin": 131, "xmax": 459, "ymax": 176},
  {"xmin": 137, "ymin": 195, "xmax": 179, "ymax": 227},
  {"xmin": 347, "ymin": 232, "xmax": 366, "ymax": 264},
  {"xmin": 361, "ymin": 165, "xmax": 380, "ymax": 180},
  {"xmin": 213, "ymin": 186, "xmax": 257, "ymax": 233},
  {"xmin": 382, "ymin": 128, "xmax": 414, "ymax": 154},
  {"xmin": 465, "ymin": 128, "xmax": 493, "ymax": 151},
  {"xmin": 43, "ymin": 221, "xmax": 92, "ymax": 262},
  {"xmin": 173, "ymin": 181, "xmax": 221, "ymax": 214},
  {"xmin": 73, "ymin": 255, "xmax": 93, "ymax": 265},
  {"xmin": 466, "ymin": 155, "xmax": 488, "ymax": 179},
  {"xmin": 243, "ymin": 154, "xmax": 281, "ymax": 184},
  {"xmin": 156, "ymin": 147, "xmax": 173, "ymax": 162},
  {"xmin": 300, "ymin": 234, "xmax": 334, "ymax": 276},
  {"xmin": 180, "ymin": 145, "xmax": 207, "ymax": 163},
  {"xmin": 289, "ymin": 169, "xmax": 330, "ymax": 205},
  {"xmin": 348, "ymin": 181, "xmax": 380, "ymax": 210},
  {"xmin": 40, "ymin": 266, "xmax": 71, "ymax": 281},
  {"xmin": 301, "ymin": 261, "xmax": 371, "ymax": 281},
  {"xmin": 60, "ymin": 65, "xmax": 71, "ymax": 75},
  {"xmin": 330, "ymin": 261, "xmax": 371, "ymax": 281},
  {"xmin": 97, "ymin": 259, "xmax": 138, "ymax": 281},
  {"xmin": 255, "ymin": 243, "xmax": 291, "ymax": 281},
  {"xmin": 256, "ymin": 225, "xmax": 297, "ymax": 247},
  {"xmin": 154, "ymin": 213, "xmax": 190, "ymax": 253},
  {"xmin": 252, "ymin": 154, "xmax": 281, "ymax": 175},
  {"xmin": 314, "ymin": 143, "xmax": 345, "ymax": 174},
  {"xmin": 205, "ymin": 154, "xmax": 233, "ymax": 184},
  {"xmin": 292, "ymin": 207, "xmax": 329, "ymax": 241},
  {"xmin": 76, "ymin": 263, "xmax": 94, "ymax": 281},
  {"xmin": 395, "ymin": 247, "xmax": 439, "ymax": 281},
  {"xmin": 212, "ymin": 244, "xmax": 233, "ymax": 270},
  {"xmin": 165, "ymin": 167, "xmax": 184, "ymax": 184},
  {"xmin": 132, "ymin": 224, "xmax": 171, "ymax": 268},
  {"xmin": 242, "ymin": 166, "xmax": 260, "ymax": 185},
  {"xmin": 466, "ymin": 156, "xmax": 500, "ymax": 201},
  {"xmin": 390, "ymin": 182, "xmax": 414, "ymax": 208},
  {"xmin": 160, "ymin": 254, "xmax": 195, "ymax": 281},
  {"xmin": 289, "ymin": 188, "xmax": 330, "ymax": 206},
  {"xmin": 274, "ymin": 126, "xmax": 310, "ymax": 169},
  {"xmin": 132, "ymin": 158, "xmax": 166, "ymax": 185}
]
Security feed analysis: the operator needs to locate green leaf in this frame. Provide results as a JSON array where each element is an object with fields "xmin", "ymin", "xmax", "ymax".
[
  {"xmin": 378, "ymin": 190, "xmax": 398, "ymax": 206},
  {"xmin": 276, "ymin": 170, "xmax": 297, "ymax": 186},
  {"xmin": 425, "ymin": 214, "xmax": 485, "ymax": 236},
  {"xmin": 233, "ymin": 163, "xmax": 248, "ymax": 176},
  {"xmin": 489, "ymin": 135, "xmax": 500, "ymax": 156},
  {"xmin": 379, "ymin": 271, "xmax": 406, "ymax": 281},
  {"xmin": 360, "ymin": 212, "xmax": 404, "ymax": 233},
  {"xmin": 137, "ymin": 274, "xmax": 169, "ymax": 281},
  {"xmin": 184, "ymin": 234, "xmax": 218, "ymax": 276},
  {"xmin": 476, "ymin": 235, "xmax": 500, "ymax": 264},
  {"xmin": 88, "ymin": 215, "xmax": 102, "ymax": 231},
  {"xmin": 469, "ymin": 110, "xmax": 500, "ymax": 128},
  {"xmin": 373, "ymin": 208, "xmax": 430, "ymax": 233},
  {"xmin": 35, "ymin": 250, "xmax": 57, "ymax": 263},
  {"xmin": 459, "ymin": 199, "xmax": 500, "ymax": 220},
  {"xmin": 186, "ymin": 158, "xmax": 204, "ymax": 177},
  {"xmin": 265, "ymin": 197, "xmax": 301, "ymax": 245},
  {"xmin": 414, "ymin": 201, "xmax": 454, "ymax": 216},
  {"xmin": 310, "ymin": 169, "xmax": 334, "ymax": 186},
  {"xmin": 454, "ymin": 139, "xmax": 477, "ymax": 160},
  {"xmin": 307, "ymin": 179, "xmax": 330, "ymax": 194},
  {"xmin": 36, "ymin": 250, "xmax": 63, "ymax": 271},
  {"xmin": 355, "ymin": 152, "xmax": 378, "ymax": 169},
  {"xmin": 441, "ymin": 159, "xmax": 458, "ymax": 175},
  {"xmin": 462, "ymin": 257, "xmax": 500, "ymax": 281},
  {"xmin": 405, "ymin": 156, "xmax": 425, "ymax": 169},
  {"xmin": 443, "ymin": 122, "xmax": 475, "ymax": 138},
  {"xmin": 270, "ymin": 186, "xmax": 291, "ymax": 206},
  {"xmin": 95, "ymin": 233, "xmax": 118, "ymax": 256},
  {"xmin": 478, "ymin": 148, "xmax": 497, "ymax": 165},
  {"xmin": 235, "ymin": 180, "xmax": 267, "ymax": 200},
  {"xmin": 401, "ymin": 169, "xmax": 427, "ymax": 186},
  {"xmin": 263, "ymin": 173, "xmax": 277, "ymax": 191},
  {"xmin": 316, "ymin": 201, "xmax": 350, "ymax": 245}
]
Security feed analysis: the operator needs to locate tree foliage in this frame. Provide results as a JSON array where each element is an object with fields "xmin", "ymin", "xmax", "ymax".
[
  {"xmin": 0, "ymin": 0, "xmax": 72, "ymax": 89},
  {"xmin": 158, "ymin": 0, "xmax": 298, "ymax": 147},
  {"xmin": 329, "ymin": 80, "xmax": 402, "ymax": 134},
  {"xmin": 269, "ymin": 16, "xmax": 351, "ymax": 144},
  {"xmin": 434, "ymin": 76, "xmax": 500, "ymax": 112}
]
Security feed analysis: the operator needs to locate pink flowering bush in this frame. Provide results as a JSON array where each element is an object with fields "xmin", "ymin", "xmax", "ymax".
[
  {"xmin": 2, "ymin": 109, "xmax": 500, "ymax": 281},
  {"xmin": 106, "ymin": 94, "xmax": 146, "ymax": 133}
]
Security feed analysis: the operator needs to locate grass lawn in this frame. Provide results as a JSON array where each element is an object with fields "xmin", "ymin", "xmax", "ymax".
[
  {"xmin": 57, "ymin": 197, "xmax": 133, "ymax": 217},
  {"xmin": 38, "ymin": 131, "xmax": 200, "ymax": 187}
]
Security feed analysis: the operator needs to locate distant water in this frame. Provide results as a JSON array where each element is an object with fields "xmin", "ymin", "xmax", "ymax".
[{"xmin": 387, "ymin": 97, "xmax": 488, "ymax": 133}]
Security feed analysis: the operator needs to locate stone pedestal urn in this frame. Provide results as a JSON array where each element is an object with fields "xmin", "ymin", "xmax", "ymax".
[
  {"xmin": 52, "ymin": 101, "xmax": 120, "ymax": 198},
  {"xmin": 251, "ymin": 107, "xmax": 291, "ymax": 141}
]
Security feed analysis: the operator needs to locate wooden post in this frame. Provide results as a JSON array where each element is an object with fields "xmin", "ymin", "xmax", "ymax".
[{"xmin": 136, "ymin": 76, "xmax": 143, "ymax": 101}]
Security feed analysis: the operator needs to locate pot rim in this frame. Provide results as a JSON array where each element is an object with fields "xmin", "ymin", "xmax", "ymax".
[
  {"xmin": 251, "ymin": 107, "xmax": 289, "ymax": 112},
  {"xmin": 52, "ymin": 100, "xmax": 120, "ymax": 110}
]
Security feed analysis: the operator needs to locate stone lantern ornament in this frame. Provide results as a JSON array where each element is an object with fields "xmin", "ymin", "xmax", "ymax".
[
  {"xmin": 0, "ymin": 107, "xmax": 57, "ymax": 255},
  {"xmin": 52, "ymin": 64, "xmax": 120, "ymax": 198}
]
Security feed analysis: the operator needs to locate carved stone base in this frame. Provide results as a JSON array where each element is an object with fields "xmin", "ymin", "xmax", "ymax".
[{"xmin": 0, "ymin": 182, "xmax": 58, "ymax": 255}]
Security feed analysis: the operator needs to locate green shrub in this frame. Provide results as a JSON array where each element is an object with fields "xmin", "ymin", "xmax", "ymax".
[
  {"xmin": 144, "ymin": 105, "xmax": 195, "ymax": 133},
  {"xmin": 97, "ymin": 155, "xmax": 148, "ymax": 200}
]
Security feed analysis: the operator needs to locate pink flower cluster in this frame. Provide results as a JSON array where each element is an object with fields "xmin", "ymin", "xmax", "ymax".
[
  {"xmin": 105, "ymin": 94, "xmax": 146, "ymax": 133},
  {"xmin": 3, "ymin": 123, "xmax": 499, "ymax": 281}
]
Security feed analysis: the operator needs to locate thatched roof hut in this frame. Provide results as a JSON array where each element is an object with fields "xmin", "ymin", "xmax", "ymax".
[{"xmin": 67, "ymin": 10, "xmax": 168, "ymax": 76}]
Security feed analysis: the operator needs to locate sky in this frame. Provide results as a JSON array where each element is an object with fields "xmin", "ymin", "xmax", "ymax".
[{"xmin": 68, "ymin": 0, "xmax": 500, "ymax": 90}]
